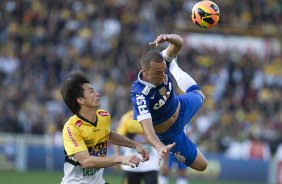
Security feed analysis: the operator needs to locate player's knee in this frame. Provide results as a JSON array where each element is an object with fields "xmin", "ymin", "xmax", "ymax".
[
  {"xmin": 198, "ymin": 160, "xmax": 208, "ymax": 171},
  {"xmin": 193, "ymin": 161, "xmax": 208, "ymax": 171},
  {"xmin": 190, "ymin": 158, "xmax": 208, "ymax": 171}
]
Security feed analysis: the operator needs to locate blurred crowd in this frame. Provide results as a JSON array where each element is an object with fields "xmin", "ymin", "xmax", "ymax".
[{"xmin": 0, "ymin": 0, "xmax": 281, "ymax": 155}]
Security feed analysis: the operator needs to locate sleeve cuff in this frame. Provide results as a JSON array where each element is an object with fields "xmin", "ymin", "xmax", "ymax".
[
  {"xmin": 137, "ymin": 113, "xmax": 152, "ymax": 123},
  {"xmin": 161, "ymin": 50, "xmax": 175, "ymax": 62}
]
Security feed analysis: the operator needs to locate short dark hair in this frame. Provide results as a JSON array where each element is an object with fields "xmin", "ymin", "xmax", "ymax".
[
  {"xmin": 140, "ymin": 50, "xmax": 164, "ymax": 69},
  {"xmin": 61, "ymin": 72, "xmax": 90, "ymax": 114}
]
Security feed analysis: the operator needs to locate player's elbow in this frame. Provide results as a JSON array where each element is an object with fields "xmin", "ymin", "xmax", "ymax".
[{"xmin": 80, "ymin": 160, "xmax": 93, "ymax": 169}]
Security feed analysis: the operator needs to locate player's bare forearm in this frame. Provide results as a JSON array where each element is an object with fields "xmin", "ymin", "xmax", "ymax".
[
  {"xmin": 109, "ymin": 131, "xmax": 150, "ymax": 162},
  {"xmin": 140, "ymin": 119, "xmax": 176, "ymax": 165},
  {"xmin": 74, "ymin": 150, "xmax": 140, "ymax": 169},
  {"xmin": 78, "ymin": 153, "xmax": 122, "ymax": 168},
  {"xmin": 165, "ymin": 34, "xmax": 183, "ymax": 58},
  {"xmin": 140, "ymin": 119, "xmax": 165, "ymax": 151},
  {"xmin": 108, "ymin": 131, "xmax": 138, "ymax": 149}
]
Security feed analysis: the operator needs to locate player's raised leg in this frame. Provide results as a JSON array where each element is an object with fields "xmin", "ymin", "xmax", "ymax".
[
  {"xmin": 168, "ymin": 58, "xmax": 208, "ymax": 171},
  {"xmin": 169, "ymin": 58, "xmax": 205, "ymax": 99},
  {"xmin": 190, "ymin": 148, "xmax": 208, "ymax": 171}
]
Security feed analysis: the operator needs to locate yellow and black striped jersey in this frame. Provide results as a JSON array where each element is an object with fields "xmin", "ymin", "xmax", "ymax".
[
  {"xmin": 61, "ymin": 109, "xmax": 111, "ymax": 184},
  {"xmin": 63, "ymin": 109, "xmax": 111, "ymax": 157}
]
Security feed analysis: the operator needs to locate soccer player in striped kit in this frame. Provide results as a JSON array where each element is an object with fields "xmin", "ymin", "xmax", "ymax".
[{"xmin": 60, "ymin": 72, "xmax": 149, "ymax": 184}]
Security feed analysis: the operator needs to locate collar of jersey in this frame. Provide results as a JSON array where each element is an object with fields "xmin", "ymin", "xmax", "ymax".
[
  {"xmin": 76, "ymin": 113, "xmax": 97, "ymax": 127},
  {"xmin": 138, "ymin": 70, "xmax": 156, "ymax": 88}
]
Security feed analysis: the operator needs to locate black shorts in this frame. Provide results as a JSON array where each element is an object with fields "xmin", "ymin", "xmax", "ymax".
[{"xmin": 123, "ymin": 170, "xmax": 158, "ymax": 184}]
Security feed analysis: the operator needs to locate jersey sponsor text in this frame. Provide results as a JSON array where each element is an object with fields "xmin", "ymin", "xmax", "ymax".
[{"xmin": 136, "ymin": 94, "xmax": 148, "ymax": 114}]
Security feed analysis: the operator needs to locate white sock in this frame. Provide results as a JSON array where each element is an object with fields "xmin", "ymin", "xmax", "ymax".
[
  {"xmin": 169, "ymin": 58, "xmax": 197, "ymax": 93},
  {"xmin": 159, "ymin": 175, "xmax": 169, "ymax": 184},
  {"xmin": 176, "ymin": 177, "xmax": 189, "ymax": 184}
]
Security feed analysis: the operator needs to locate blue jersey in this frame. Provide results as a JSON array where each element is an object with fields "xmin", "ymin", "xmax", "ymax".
[{"xmin": 131, "ymin": 61, "xmax": 178, "ymax": 126}]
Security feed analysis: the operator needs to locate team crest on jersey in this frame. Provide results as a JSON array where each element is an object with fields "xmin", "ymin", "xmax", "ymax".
[
  {"xmin": 159, "ymin": 87, "xmax": 167, "ymax": 96},
  {"xmin": 75, "ymin": 120, "xmax": 82, "ymax": 127},
  {"xmin": 98, "ymin": 111, "xmax": 109, "ymax": 116},
  {"xmin": 142, "ymin": 86, "xmax": 151, "ymax": 95},
  {"xmin": 174, "ymin": 152, "xmax": 186, "ymax": 163}
]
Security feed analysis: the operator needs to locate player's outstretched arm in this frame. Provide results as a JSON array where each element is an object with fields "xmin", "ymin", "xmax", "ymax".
[
  {"xmin": 140, "ymin": 118, "xmax": 176, "ymax": 165},
  {"xmin": 149, "ymin": 34, "xmax": 183, "ymax": 60},
  {"xmin": 108, "ymin": 131, "xmax": 149, "ymax": 162},
  {"xmin": 74, "ymin": 150, "xmax": 141, "ymax": 168}
]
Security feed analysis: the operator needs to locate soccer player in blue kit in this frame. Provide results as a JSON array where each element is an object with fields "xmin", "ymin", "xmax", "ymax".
[{"xmin": 131, "ymin": 34, "xmax": 208, "ymax": 171}]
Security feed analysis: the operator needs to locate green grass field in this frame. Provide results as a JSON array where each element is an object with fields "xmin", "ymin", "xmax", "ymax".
[{"xmin": 0, "ymin": 170, "xmax": 262, "ymax": 184}]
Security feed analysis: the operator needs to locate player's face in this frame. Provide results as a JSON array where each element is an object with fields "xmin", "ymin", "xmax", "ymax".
[
  {"xmin": 80, "ymin": 83, "xmax": 100, "ymax": 108},
  {"xmin": 148, "ymin": 60, "xmax": 166, "ymax": 86}
]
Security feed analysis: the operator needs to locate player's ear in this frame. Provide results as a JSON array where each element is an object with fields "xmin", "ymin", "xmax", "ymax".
[
  {"xmin": 77, "ymin": 97, "xmax": 84, "ymax": 105},
  {"xmin": 142, "ymin": 67, "xmax": 149, "ymax": 75}
]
